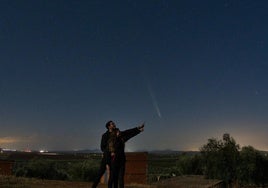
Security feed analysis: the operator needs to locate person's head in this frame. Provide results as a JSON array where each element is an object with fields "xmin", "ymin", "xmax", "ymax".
[{"xmin": 105, "ymin": 120, "xmax": 116, "ymax": 131}]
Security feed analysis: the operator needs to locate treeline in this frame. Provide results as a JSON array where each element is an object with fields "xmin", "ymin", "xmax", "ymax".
[
  {"xmin": 200, "ymin": 133, "xmax": 268, "ymax": 187},
  {"xmin": 148, "ymin": 133, "xmax": 268, "ymax": 187}
]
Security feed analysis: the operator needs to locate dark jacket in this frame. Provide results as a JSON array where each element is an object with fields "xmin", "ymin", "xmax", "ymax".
[
  {"xmin": 100, "ymin": 130, "xmax": 112, "ymax": 164},
  {"xmin": 114, "ymin": 127, "xmax": 141, "ymax": 162},
  {"xmin": 101, "ymin": 130, "xmax": 110, "ymax": 152}
]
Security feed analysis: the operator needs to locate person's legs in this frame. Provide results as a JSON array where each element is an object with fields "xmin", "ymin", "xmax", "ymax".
[
  {"xmin": 108, "ymin": 160, "xmax": 120, "ymax": 188},
  {"xmin": 108, "ymin": 162, "xmax": 114, "ymax": 188},
  {"xmin": 92, "ymin": 158, "xmax": 107, "ymax": 188},
  {"xmin": 113, "ymin": 163, "xmax": 119, "ymax": 188},
  {"xmin": 118, "ymin": 161, "xmax": 125, "ymax": 188}
]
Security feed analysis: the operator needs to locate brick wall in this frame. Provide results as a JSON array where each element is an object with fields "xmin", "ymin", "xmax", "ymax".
[
  {"xmin": 101, "ymin": 152, "xmax": 148, "ymax": 184},
  {"xmin": 125, "ymin": 152, "xmax": 148, "ymax": 184},
  {"xmin": 0, "ymin": 160, "xmax": 14, "ymax": 175}
]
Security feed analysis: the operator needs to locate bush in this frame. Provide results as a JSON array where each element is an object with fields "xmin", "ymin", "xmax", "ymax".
[
  {"xmin": 14, "ymin": 158, "xmax": 99, "ymax": 182},
  {"xmin": 14, "ymin": 159, "xmax": 68, "ymax": 180},
  {"xmin": 67, "ymin": 160, "xmax": 99, "ymax": 181}
]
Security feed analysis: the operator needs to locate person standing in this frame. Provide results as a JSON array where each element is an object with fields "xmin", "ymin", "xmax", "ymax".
[
  {"xmin": 92, "ymin": 121, "xmax": 116, "ymax": 188},
  {"xmin": 108, "ymin": 123, "xmax": 145, "ymax": 188}
]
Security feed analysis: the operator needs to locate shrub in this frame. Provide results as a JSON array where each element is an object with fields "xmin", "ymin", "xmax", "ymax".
[
  {"xmin": 67, "ymin": 160, "xmax": 99, "ymax": 181},
  {"xmin": 14, "ymin": 158, "xmax": 99, "ymax": 182}
]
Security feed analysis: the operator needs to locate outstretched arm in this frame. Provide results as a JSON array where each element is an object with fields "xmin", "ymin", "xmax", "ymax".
[{"xmin": 121, "ymin": 123, "xmax": 145, "ymax": 142}]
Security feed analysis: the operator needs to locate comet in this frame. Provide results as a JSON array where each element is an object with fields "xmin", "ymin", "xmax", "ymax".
[{"xmin": 147, "ymin": 83, "xmax": 162, "ymax": 118}]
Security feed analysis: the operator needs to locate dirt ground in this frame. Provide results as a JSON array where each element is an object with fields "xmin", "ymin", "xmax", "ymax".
[
  {"xmin": 151, "ymin": 175, "xmax": 222, "ymax": 188},
  {"xmin": 0, "ymin": 175, "xmax": 152, "ymax": 188},
  {"xmin": 0, "ymin": 175, "xmax": 221, "ymax": 188}
]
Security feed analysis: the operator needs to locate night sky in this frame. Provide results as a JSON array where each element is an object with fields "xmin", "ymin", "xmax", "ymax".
[{"xmin": 1, "ymin": 0, "xmax": 268, "ymax": 151}]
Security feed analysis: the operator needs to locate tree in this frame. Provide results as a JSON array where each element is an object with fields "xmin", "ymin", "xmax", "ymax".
[
  {"xmin": 220, "ymin": 134, "xmax": 240, "ymax": 186},
  {"xmin": 200, "ymin": 138, "xmax": 223, "ymax": 179},
  {"xmin": 200, "ymin": 133, "xmax": 240, "ymax": 186},
  {"xmin": 175, "ymin": 152, "xmax": 202, "ymax": 175},
  {"xmin": 238, "ymin": 146, "xmax": 268, "ymax": 187},
  {"xmin": 200, "ymin": 133, "xmax": 268, "ymax": 187}
]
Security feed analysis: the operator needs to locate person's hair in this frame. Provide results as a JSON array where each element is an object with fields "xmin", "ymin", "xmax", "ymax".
[{"xmin": 106, "ymin": 120, "xmax": 113, "ymax": 129}]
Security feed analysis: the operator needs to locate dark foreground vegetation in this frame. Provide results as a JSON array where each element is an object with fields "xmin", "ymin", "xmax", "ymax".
[
  {"xmin": 12, "ymin": 153, "xmax": 101, "ymax": 182},
  {"xmin": 200, "ymin": 134, "xmax": 268, "ymax": 187},
  {"xmin": 148, "ymin": 134, "xmax": 268, "ymax": 187},
  {"xmin": 1, "ymin": 133, "xmax": 267, "ymax": 187}
]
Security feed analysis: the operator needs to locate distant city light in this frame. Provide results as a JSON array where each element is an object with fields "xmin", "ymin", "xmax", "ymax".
[
  {"xmin": 39, "ymin": 149, "xmax": 48, "ymax": 153},
  {"xmin": 2, "ymin": 148, "xmax": 17, "ymax": 152}
]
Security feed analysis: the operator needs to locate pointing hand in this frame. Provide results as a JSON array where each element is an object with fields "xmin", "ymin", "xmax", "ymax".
[{"xmin": 138, "ymin": 123, "xmax": 145, "ymax": 131}]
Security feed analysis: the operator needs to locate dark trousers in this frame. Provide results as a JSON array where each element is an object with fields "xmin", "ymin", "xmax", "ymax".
[
  {"xmin": 108, "ymin": 158, "xmax": 126, "ymax": 188},
  {"xmin": 92, "ymin": 157, "xmax": 107, "ymax": 188},
  {"xmin": 118, "ymin": 160, "xmax": 125, "ymax": 188},
  {"xmin": 108, "ymin": 161, "xmax": 118, "ymax": 188}
]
